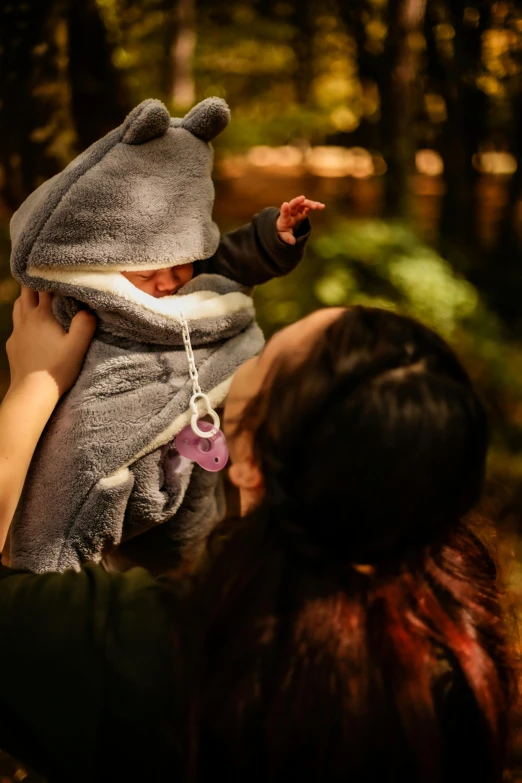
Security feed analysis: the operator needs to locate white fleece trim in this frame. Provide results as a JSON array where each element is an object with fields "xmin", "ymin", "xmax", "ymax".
[
  {"xmin": 103, "ymin": 375, "xmax": 234, "ymax": 478},
  {"xmin": 27, "ymin": 265, "xmax": 252, "ymax": 321},
  {"xmin": 98, "ymin": 467, "xmax": 131, "ymax": 489}
]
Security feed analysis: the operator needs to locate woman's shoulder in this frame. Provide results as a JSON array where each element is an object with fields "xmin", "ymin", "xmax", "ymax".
[
  {"xmin": 0, "ymin": 558, "xmax": 175, "ymax": 669},
  {"xmin": 0, "ymin": 555, "xmax": 164, "ymax": 609},
  {"xmin": 0, "ymin": 559, "xmax": 180, "ymax": 781},
  {"xmin": 0, "ymin": 557, "xmax": 177, "ymax": 690}
]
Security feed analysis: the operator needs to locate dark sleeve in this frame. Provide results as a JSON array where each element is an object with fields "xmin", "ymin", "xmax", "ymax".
[
  {"xmin": 194, "ymin": 206, "xmax": 311, "ymax": 286},
  {"xmin": 0, "ymin": 560, "xmax": 174, "ymax": 782}
]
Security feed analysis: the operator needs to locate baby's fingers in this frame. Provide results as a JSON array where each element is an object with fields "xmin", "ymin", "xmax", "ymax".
[
  {"xmin": 302, "ymin": 199, "xmax": 325, "ymax": 210},
  {"xmin": 279, "ymin": 231, "xmax": 296, "ymax": 245},
  {"xmin": 292, "ymin": 205, "xmax": 311, "ymax": 222},
  {"xmin": 287, "ymin": 195, "xmax": 306, "ymax": 212}
]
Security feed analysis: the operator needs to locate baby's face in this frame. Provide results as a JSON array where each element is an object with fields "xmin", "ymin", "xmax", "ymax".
[{"xmin": 121, "ymin": 264, "xmax": 194, "ymax": 298}]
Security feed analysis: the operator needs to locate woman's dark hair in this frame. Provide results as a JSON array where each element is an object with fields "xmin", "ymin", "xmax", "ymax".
[{"xmin": 178, "ymin": 306, "xmax": 513, "ymax": 783}]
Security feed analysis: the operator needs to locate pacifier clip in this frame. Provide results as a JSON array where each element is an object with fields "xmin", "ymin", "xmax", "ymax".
[{"xmin": 174, "ymin": 311, "xmax": 229, "ymax": 472}]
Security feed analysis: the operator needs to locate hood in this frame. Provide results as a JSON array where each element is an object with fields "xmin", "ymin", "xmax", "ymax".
[{"xmin": 10, "ymin": 96, "xmax": 231, "ymax": 312}]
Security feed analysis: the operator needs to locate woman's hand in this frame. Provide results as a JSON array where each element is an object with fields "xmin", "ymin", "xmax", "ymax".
[
  {"xmin": 0, "ymin": 288, "xmax": 96, "ymax": 552},
  {"xmin": 6, "ymin": 288, "xmax": 96, "ymax": 400}
]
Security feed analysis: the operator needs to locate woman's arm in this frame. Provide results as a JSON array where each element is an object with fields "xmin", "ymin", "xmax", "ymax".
[{"xmin": 0, "ymin": 288, "xmax": 95, "ymax": 549}]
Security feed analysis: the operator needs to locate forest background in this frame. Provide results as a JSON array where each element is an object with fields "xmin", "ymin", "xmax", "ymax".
[{"xmin": 1, "ymin": 0, "xmax": 522, "ymax": 777}]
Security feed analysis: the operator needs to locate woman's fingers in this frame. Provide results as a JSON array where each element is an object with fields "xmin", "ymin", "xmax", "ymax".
[
  {"xmin": 68, "ymin": 310, "xmax": 97, "ymax": 350},
  {"xmin": 19, "ymin": 286, "xmax": 38, "ymax": 315},
  {"xmin": 37, "ymin": 290, "xmax": 54, "ymax": 312},
  {"xmin": 17, "ymin": 287, "xmax": 56, "ymax": 319},
  {"xmin": 11, "ymin": 296, "xmax": 22, "ymax": 327}
]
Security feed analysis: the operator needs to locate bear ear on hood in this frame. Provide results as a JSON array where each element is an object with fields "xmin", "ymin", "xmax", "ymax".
[
  {"xmin": 122, "ymin": 99, "xmax": 171, "ymax": 145},
  {"xmin": 182, "ymin": 97, "xmax": 230, "ymax": 142}
]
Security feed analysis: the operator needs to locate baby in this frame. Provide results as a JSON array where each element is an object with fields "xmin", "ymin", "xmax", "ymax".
[
  {"xmin": 121, "ymin": 195, "xmax": 323, "ymax": 298},
  {"xmin": 9, "ymin": 97, "xmax": 323, "ymax": 574}
]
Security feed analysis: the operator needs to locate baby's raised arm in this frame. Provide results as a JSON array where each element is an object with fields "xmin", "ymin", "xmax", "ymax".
[{"xmin": 195, "ymin": 196, "xmax": 324, "ymax": 286}]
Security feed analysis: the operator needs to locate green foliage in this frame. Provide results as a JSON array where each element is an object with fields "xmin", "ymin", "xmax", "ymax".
[
  {"xmin": 1, "ymin": 0, "xmax": 522, "ymax": 502},
  {"xmin": 95, "ymin": 1, "xmax": 366, "ymax": 149},
  {"xmin": 259, "ymin": 219, "xmax": 483, "ymax": 334},
  {"xmin": 195, "ymin": 5, "xmax": 363, "ymax": 150},
  {"xmin": 255, "ymin": 217, "xmax": 522, "ymax": 454},
  {"xmin": 96, "ymin": 0, "xmax": 168, "ymax": 102}
]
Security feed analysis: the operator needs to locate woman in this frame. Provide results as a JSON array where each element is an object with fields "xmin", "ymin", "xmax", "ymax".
[{"xmin": 0, "ymin": 289, "xmax": 513, "ymax": 783}]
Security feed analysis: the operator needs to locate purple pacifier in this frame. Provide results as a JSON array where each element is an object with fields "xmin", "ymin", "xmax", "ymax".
[
  {"xmin": 175, "ymin": 420, "xmax": 229, "ymax": 473},
  {"xmin": 175, "ymin": 311, "xmax": 229, "ymax": 472}
]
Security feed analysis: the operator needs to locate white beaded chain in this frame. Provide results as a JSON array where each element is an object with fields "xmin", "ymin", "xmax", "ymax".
[{"xmin": 178, "ymin": 310, "xmax": 220, "ymax": 439}]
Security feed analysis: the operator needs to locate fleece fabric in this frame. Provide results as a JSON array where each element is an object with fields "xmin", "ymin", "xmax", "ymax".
[
  {"xmin": 10, "ymin": 97, "xmax": 231, "ymax": 284},
  {"xmin": 8, "ymin": 97, "xmax": 271, "ymax": 573},
  {"xmin": 11, "ymin": 272, "xmax": 263, "ymax": 572}
]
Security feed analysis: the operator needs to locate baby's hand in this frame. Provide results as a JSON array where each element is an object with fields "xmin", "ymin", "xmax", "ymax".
[
  {"xmin": 276, "ymin": 195, "xmax": 325, "ymax": 245},
  {"xmin": 7, "ymin": 288, "xmax": 96, "ymax": 399}
]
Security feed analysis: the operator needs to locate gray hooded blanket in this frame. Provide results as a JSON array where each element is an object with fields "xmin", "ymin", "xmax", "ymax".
[{"xmin": 9, "ymin": 97, "xmax": 264, "ymax": 573}]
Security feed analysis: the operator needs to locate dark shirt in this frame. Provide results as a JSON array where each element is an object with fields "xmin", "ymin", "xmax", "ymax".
[
  {"xmin": 0, "ymin": 559, "xmax": 178, "ymax": 783},
  {"xmin": 0, "ymin": 557, "xmax": 490, "ymax": 783}
]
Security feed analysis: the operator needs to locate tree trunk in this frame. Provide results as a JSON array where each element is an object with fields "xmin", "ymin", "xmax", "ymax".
[
  {"xmin": 381, "ymin": 0, "xmax": 427, "ymax": 219},
  {"xmin": 67, "ymin": 0, "xmax": 131, "ymax": 151},
  {"xmin": 290, "ymin": 1, "xmax": 316, "ymax": 105},
  {"xmin": 429, "ymin": 0, "xmax": 488, "ymax": 269},
  {"xmin": 0, "ymin": 1, "xmax": 64, "ymax": 210},
  {"xmin": 337, "ymin": 2, "xmax": 385, "ymax": 156},
  {"xmin": 485, "ymin": 89, "xmax": 522, "ymax": 332},
  {"xmin": 169, "ymin": 0, "xmax": 196, "ymax": 108}
]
